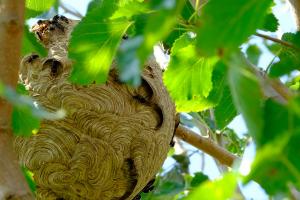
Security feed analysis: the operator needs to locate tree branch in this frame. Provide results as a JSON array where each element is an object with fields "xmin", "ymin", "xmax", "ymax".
[
  {"xmin": 254, "ymin": 32, "xmax": 300, "ymax": 50},
  {"xmin": 288, "ymin": 0, "xmax": 300, "ymax": 30},
  {"xmin": 0, "ymin": 0, "xmax": 33, "ymax": 199},
  {"xmin": 175, "ymin": 125, "xmax": 240, "ymax": 167},
  {"xmin": 178, "ymin": 0, "xmax": 296, "ymax": 169}
]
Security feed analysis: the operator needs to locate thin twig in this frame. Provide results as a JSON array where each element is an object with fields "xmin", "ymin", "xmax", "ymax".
[
  {"xmin": 268, "ymin": 78, "xmax": 292, "ymax": 101},
  {"xmin": 255, "ymin": 32, "xmax": 299, "ymax": 50},
  {"xmin": 265, "ymin": 49, "xmax": 282, "ymax": 73},
  {"xmin": 0, "ymin": 0, "xmax": 33, "ymax": 198},
  {"xmin": 175, "ymin": 125, "xmax": 240, "ymax": 167}
]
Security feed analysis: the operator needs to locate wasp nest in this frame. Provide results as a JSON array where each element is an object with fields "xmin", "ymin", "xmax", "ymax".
[{"xmin": 15, "ymin": 15, "xmax": 176, "ymax": 200}]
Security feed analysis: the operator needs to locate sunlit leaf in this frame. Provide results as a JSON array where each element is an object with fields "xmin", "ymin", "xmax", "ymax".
[
  {"xmin": 21, "ymin": 167, "xmax": 36, "ymax": 193},
  {"xmin": 25, "ymin": 0, "xmax": 55, "ymax": 18},
  {"xmin": 26, "ymin": 0, "xmax": 55, "ymax": 11},
  {"xmin": 186, "ymin": 172, "xmax": 238, "ymax": 200},
  {"xmin": 110, "ymin": 1, "xmax": 150, "ymax": 20},
  {"xmin": 196, "ymin": 0, "xmax": 272, "ymax": 56},
  {"xmin": 288, "ymin": 75, "xmax": 300, "ymax": 91},
  {"xmin": 69, "ymin": 0, "xmax": 132, "ymax": 84},
  {"xmin": 164, "ymin": 33, "xmax": 219, "ymax": 112}
]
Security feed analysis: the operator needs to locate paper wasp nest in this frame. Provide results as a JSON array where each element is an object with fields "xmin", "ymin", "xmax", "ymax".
[{"xmin": 15, "ymin": 15, "xmax": 176, "ymax": 200}]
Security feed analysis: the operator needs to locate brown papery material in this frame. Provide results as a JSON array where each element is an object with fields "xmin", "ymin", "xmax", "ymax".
[{"xmin": 16, "ymin": 16, "xmax": 176, "ymax": 199}]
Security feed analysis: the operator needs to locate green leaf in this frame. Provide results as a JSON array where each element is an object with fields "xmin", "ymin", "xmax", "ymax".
[
  {"xmin": 69, "ymin": 0, "xmax": 132, "ymax": 84},
  {"xmin": 155, "ymin": 167, "xmax": 186, "ymax": 196},
  {"xmin": 26, "ymin": 0, "xmax": 55, "ymax": 11},
  {"xmin": 164, "ymin": 1, "xmax": 195, "ymax": 49},
  {"xmin": 196, "ymin": 0, "xmax": 272, "ymax": 56},
  {"xmin": 21, "ymin": 167, "xmax": 36, "ymax": 193},
  {"xmin": 246, "ymin": 131, "xmax": 300, "ymax": 195},
  {"xmin": 269, "ymin": 52, "xmax": 299, "ymax": 77},
  {"xmin": 118, "ymin": 0, "xmax": 145, "ymax": 6},
  {"xmin": 227, "ymin": 53, "xmax": 264, "ymax": 144},
  {"xmin": 110, "ymin": 1, "xmax": 149, "ymax": 20},
  {"xmin": 264, "ymin": 41, "xmax": 282, "ymax": 55},
  {"xmin": 12, "ymin": 83, "xmax": 42, "ymax": 134},
  {"xmin": 164, "ymin": 33, "xmax": 219, "ymax": 112},
  {"xmin": 22, "ymin": 26, "xmax": 47, "ymax": 57},
  {"xmin": 246, "ymin": 45, "xmax": 261, "ymax": 66},
  {"xmin": 186, "ymin": 172, "xmax": 238, "ymax": 200},
  {"xmin": 190, "ymin": 172, "xmax": 209, "ymax": 188},
  {"xmin": 172, "ymin": 153, "xmax": 190, "ymax": 174},
  {"xmin": 116, "ymin": 0, "xmax": 185, "ymax": 85},
  {"xmin": 181, "ymin": 0, "xmax": 195, "ymax": 21},
  {"xmin": 164, "ymin": 25, "xmax": 186, "ymax": 49},
  {"xmin": 25, "ymin": 9, "xmax": 43, "ymax": 19},
  {"xmin": 260, "ymin": 99, "xmax": 289, "ymax": 145},
  {"xmin": 269, "ymin": 32, "xmax": 300, "ymax": 77},
  {"xmin": 288, "ymin": 75, "xmax": 300, "ymax": 91},
  {"xmin": 243, "ymin": 87, "xmax": 300, "ymax": 195},
  {"xmin": 214, "ymin": 86, "xmax": 237, "ymax": 129},
  {"xmin": 117, "ymin": 36, "xmax": 144, "ymax": 86},
  {"xmin": 261, "ymin": 13, "xmax": 279, "ymax": 32},
  {"xmin": 87, "ymin": 0, "xmax": 103, "ymax": 12},
  {"xmin": 0, "ymin": 82, "xmax": 65, "ymax": 136},
  {"xmin": 53, "ymin": 0, "xmax": 59, "ymax": 12},
  {"xmin": 141, "ymin": 166, "xmax": 186, "ymax": 199},
  {"xmin": 223, "ymin": 128, "xmax": 248, "ymax": 156},
  {"xmin": 206, "ymin": 61, "xmax": 229, "ymax": 106},
  {"xmin": 12, "ymin": 106, "xmax": 40, "ymax": 137},
  {"xmin": 138, "ymin": 0, "xmax": 185, "ymax": 61},
  {"xmin": 16, "ymin": 83, "xmax": 28, "ymax": 95}
]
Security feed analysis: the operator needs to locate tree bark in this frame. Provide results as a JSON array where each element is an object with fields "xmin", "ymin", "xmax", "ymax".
[
  {"xmin": 175, "ymin": 125, "xmax": 239, "ymax": 166},
  {"xmin": 288, "ymin": 0, "xmax": 300, "ymax": 29},
  {"xmin": 0, "ymin": 0, "xmax": 33, "ymax": 199}
]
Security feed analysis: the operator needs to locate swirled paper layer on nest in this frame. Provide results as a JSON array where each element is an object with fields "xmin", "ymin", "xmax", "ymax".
[{"xmin": 15, "ymin": 15, "xmax": 176, "ymax": 200}]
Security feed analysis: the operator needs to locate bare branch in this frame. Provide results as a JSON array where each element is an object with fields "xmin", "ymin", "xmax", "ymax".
[
  {"xmin": 254, "ymin": 32, "xmax": 300, "ymax": 50},
  {"xmin": 175, "ymin": 125, "xmax": 240, "ymax": 167},
  {"xmin": 0, "ymin": 0, "xmax": 33, "ymax": 199}
]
